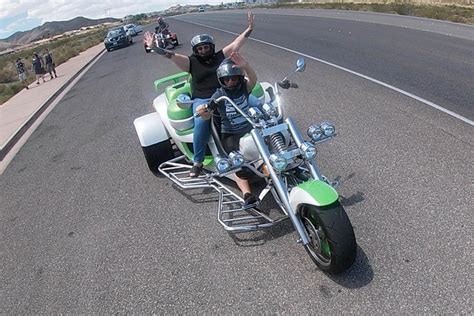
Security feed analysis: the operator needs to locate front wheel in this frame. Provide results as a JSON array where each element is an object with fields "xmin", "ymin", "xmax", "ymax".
[{"xmin": 300, "ymin": 202, "xmax": 356, "ymax": 273}]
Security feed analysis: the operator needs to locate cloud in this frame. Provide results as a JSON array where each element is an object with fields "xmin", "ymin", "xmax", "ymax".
[{"xmin": 0, "ymin": 0, "xmax": 226, "ymax": 39}]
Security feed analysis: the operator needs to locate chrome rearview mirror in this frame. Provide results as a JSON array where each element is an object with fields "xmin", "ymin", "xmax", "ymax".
[
  {"xmin": 281, "ymin": 57, "xmax": 306, "ymax": 82},
  {"xmin": 296, "ymin": 58, "xmax": 306, "ymax": 72}
]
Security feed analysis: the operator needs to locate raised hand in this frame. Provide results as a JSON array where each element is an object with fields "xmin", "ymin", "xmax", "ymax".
[
  {"xmin": 248, "ymin": 11, "xmax": 254, "ymax": 30},
  {"xmin": 143, "ymin": 31, "xmax": 155, "ymax": 48},
  {"xmin": 230, "ymin": 51, "xmax": 248, "ymax": 69}
]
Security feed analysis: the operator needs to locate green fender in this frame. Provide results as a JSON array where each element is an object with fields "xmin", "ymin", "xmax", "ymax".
[{"xmin": 289, "ymin": 180, "xmax": 339, "ymax": 213}]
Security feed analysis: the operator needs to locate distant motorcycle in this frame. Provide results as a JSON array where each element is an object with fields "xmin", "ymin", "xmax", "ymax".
[
  {"xmin": 156, "ymin": 29, "xmax": 179, "ymax": 49},
  {"xmin": 144, "ymin": 28, "xmax": 179, "ymax": 53}
]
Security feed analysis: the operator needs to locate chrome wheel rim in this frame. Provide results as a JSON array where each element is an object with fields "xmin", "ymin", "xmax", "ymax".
[{"xmin": 303, "ymin": 216, "xmax": 331, "ymax": 266}]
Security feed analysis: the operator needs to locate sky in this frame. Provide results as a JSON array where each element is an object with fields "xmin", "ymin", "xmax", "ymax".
[{"xmin": 0, "ymin": 0, "xmax": 225, "ymax": 39}]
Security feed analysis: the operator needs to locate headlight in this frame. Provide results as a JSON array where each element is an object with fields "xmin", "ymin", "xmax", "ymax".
[
  {"xmin": 300, "ymin": 142, "xmax": 317, "ymax": 159},
  {"xmin": 248, "ymin": 107, "xmax": 263, "ymax": 120},
  {"xmin": 320, "ymin": 121, "xmax": 335, "ymax": 136},
  {"xmin": 307, "ymin": 125, "xmax": 323, "ymax": 142},
  {"xmin": 262, "ymin": 103, "xmax": 277, "ymax": 117},
  {"xmin": 228, "ymin": 151, "xmax": 244, "ymax": 167},
  {"xmin": 215, "ymin": 156, "xmax": 231, "ymax": 173},
  {"xmin": 269, "ymin": 154, "xmax": 288, "ymax": 171}
]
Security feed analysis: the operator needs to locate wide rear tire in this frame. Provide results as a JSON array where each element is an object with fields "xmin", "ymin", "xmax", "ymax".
[
  {"xmin": 142, "ymin": 139, "xmax": 174, "ymax": 175},
  {"xmin": 300, "ymin": 202, "xmax": 356, "ymax": 273}
]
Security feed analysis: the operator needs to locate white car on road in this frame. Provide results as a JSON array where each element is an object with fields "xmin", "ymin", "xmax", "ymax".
[{"xmin": 124, "ymin": 24, "xmax": 143, "ymax": 37}]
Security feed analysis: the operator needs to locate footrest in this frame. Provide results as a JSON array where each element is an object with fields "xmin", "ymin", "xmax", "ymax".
[
  {"xmin": 159, "ymin": 156, "xmax": 213, "ymax": 189},
  {"xmin": 159, "ymin": 155, "xmax": 288, "ymax": 232},
  {"xmin": 217, "ymin": 191, "xmax": 276, "ymax": 232}
]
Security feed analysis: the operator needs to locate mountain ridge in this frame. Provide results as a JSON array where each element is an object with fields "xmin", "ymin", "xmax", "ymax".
[{"xmin": 0, "ymin": 16, "xmax": 119, "ymax": 47}]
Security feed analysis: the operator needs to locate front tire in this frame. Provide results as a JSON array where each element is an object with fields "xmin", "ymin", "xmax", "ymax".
[
  {"xmin": 300, "ymin": 202, "xmax": 356, "ymax": 273},
  {"xmin": 142, "ymin": 139, "xmax": 174, "ymax": 175}
]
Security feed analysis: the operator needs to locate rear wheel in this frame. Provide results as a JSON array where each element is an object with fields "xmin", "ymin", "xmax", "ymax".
[
  {"xmin": 173, "ymin": 38, "xmax": 179, "ymax": 47},
  {"xmin": 142, "ymin": 139, "xmax": 174, "ymax": 176},
  {"xmin": 300, "ymin": 202, "xmax": 356, "ymax": 273}
]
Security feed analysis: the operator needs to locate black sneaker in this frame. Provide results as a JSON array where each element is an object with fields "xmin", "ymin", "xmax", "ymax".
[
  {"xmin": 189, "ymin": 164, "xmax": 203, "ymax": 178},
  {"xmin": 243, "ymin": 193, "xmax": 259, "ymax": 206}
]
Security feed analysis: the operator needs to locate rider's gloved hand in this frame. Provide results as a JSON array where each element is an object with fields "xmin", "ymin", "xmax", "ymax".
[
  {"xmin": 207, "ymin": 99, "xmax": 218, "ymax": 111},
  {"xmin": 151, "ymin": 43, "xmax": 175, "ymax": 59}
]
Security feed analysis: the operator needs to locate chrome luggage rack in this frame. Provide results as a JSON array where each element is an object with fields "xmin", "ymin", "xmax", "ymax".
[{"xmin": 158, "ymin": 155, "xmax": 288, "ymax": 232}]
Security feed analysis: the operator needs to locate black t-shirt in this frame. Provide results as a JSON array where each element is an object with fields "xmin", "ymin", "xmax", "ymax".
[
  {"xmin": 188, "ymin": 50, "xmax": 225, "ymax": 99},
  {"xmin": 155, "ymin": 21, "xmax": 168, "ymax": 33}
]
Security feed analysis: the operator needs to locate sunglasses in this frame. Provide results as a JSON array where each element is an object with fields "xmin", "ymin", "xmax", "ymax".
[
  {"xmin": 196, "ymin": 44, "xmax": 210, "ymax": 52},
  {"xmin": 223, "ymin": 76, "xmax": 239, "ymax": 83}
]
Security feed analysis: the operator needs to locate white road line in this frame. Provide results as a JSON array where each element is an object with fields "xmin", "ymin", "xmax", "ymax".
[{"xmin": 176, "ymin": 19, "xmax": 474, "ymax": 126}]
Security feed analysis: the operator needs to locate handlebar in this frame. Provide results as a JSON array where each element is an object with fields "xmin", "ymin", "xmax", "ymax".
[{"xmin": 192, "ymin": 96, "xmax": 256, "ymax": 127}]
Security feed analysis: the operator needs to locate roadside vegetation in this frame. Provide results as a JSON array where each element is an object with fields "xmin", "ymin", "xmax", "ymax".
[
  {"xmin": 0, "ymin": 27, "xmax": 108, "ymax": 105},
  {"xmin": 268, "ymin": 1, "xmax": 473, "ymax": 24}
]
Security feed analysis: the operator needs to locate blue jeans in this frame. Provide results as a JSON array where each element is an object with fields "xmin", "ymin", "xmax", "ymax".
[{"xmin": 192, "ymin": 99, "xmax": 211, "ymax": 164}]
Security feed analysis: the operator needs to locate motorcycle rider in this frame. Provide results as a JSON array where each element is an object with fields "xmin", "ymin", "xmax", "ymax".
[
  {"xmin": 154, "ymin": 16, "xmax": 169, "ymax": 34},
  {"xmin": 143, "ymin": 12, "xmax": 255, "ymax": 178},
  {"xmin": 196, "ymin": 52, "xmax": 261, "ymax": 205}
]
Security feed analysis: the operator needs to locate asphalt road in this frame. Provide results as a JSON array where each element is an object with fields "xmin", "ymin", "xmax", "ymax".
[{"xmin": 1, "ymin": 11, "xmax": 473, "ymax": 313}]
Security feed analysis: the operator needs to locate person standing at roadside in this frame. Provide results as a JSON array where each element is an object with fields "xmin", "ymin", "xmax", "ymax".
[
  {"xmin": 32, "ymin": 52, "xmax": 45, "ymax": 85},
  {"xmin": 15, "ymin": 57, "xmax": 29, "ymax": 90},
  {"xmin": 44, "ymin": 48, "xmax": 57, "ymax": 79}
]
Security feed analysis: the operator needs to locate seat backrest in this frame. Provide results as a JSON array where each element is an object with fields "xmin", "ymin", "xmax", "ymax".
[{"xmin": 166, "ymin": 81, "xmax": 193, "ymax": 120}]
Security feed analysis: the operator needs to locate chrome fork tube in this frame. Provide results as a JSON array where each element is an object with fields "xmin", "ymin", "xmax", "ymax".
[
  {"xmin": 286, "ymin": 118, "xmax": 323, "ymax": 181},
  {"xmin": 250, "ymin": 129, "xmax": 310, "ymax": 245}
]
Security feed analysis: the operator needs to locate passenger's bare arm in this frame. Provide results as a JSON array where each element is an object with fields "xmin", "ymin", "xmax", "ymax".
[{"xmin": 222, "ymin": 12, "xmax": 254, "ymax": 57}]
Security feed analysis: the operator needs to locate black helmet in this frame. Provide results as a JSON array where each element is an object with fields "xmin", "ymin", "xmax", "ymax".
[
  {"xmin": 216, "ymin": 58, "xmax": 244, "ymax": 91},
  {"xmin": 191, "ymin": 34, "xmax": 215, "ymax": 55}
]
